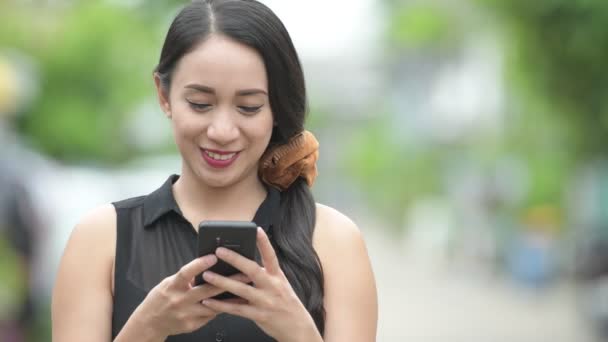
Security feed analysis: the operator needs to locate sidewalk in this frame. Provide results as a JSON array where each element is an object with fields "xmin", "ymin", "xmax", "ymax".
[{"xmin": 361, "ymin": 221, "xmax": 596, "ymax": 342}]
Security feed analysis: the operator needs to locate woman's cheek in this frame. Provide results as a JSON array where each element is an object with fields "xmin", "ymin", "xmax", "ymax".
[
  {"xmin": 171, "ymin": 119, "xmax": 199, "ymax": 157},
  {"xmin": 173, "ymin": 113, "xmax": 203, "ymax": 139}
]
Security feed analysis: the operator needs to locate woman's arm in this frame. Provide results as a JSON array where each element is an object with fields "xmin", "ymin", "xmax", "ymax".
[
  {"xmin": 52, "ymin": 204, "xmax": 243, "ymax": 341},
  {"xmin": 52, "ymin": 204, "xmax": 170, "ymax": 341},
  {"xmin": 314, "ymin": 204, "xmax": 378, "ymax": 342},
  {"xmin": 52, "ymin": 204, "xmax": 117, "ymax": 342}
]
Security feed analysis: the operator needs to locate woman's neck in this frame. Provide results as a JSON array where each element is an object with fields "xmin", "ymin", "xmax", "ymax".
[{"xmin": 172, "ymin": 164, "xmax": 268, "ymax": 229}]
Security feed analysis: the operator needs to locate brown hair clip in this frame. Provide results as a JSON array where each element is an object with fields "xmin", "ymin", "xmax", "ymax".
[{"xmin": 258, "ymin": 130, "xmax": 319, "ymax": 191}]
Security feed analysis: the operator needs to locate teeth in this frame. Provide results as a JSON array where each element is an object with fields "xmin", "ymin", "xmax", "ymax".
[{"xmin": 205, "ymin": 150, "xmax": 236, "ymax": 161}]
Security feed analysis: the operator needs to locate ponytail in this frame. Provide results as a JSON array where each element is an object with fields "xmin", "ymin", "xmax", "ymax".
[{"xmin": 272, "ymin": 177, "xmax": 325, "ymax": 334}]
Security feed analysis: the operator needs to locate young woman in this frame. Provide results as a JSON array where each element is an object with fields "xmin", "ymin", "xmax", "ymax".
[{"xmin": 52, "ymin": 1, "xmax": 377, "ymax": 341}]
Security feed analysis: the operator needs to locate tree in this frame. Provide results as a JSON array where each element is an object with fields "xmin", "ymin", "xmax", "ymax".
[
  {"xmin": 0, "ymin": 1, "xmax": 185, "ymax": 163},
  {"xmin": 478, "ymin": 0, "xmax": 608, "ymax": 158}
]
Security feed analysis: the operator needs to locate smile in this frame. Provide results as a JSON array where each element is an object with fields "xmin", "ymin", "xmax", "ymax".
[
  {"xmin": 200, "ymin": 148, "xmax": 240, "ymax": 168},
  {"xmin": 204, "ymin": 150, "xmax": 237, "ymax": 161}
]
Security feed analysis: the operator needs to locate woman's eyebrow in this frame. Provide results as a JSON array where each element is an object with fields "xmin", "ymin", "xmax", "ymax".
[
  {"xmin": 184, "ymin": 83, "xmax": 267, "ymax": 96},
  {"xmin": 184, "ymin": 83, "xmax": 215, "ymax": 94},
  {"xmin": 236, "ymin": 89, "xmax": 267, "ymax": 96}
]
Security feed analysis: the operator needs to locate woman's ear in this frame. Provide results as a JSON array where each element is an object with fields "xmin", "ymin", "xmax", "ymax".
[{"xmin": 153, "ymin": 73, "xmax": 172, "ymax": 118}]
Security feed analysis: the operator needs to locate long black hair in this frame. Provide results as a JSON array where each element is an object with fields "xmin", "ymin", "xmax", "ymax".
[{"xmin": 154, "ymin": 0, "xmax": 325, "ymax": 334}]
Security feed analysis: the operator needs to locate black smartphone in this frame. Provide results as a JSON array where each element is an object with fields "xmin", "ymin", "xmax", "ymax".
[{"xmin": 194, "ymin": 220, "xmax": 257, "ymax": 299}]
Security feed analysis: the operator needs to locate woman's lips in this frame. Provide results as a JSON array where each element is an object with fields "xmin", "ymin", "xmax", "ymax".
[{"xmin": 200, "ymin": 148, "xmax": 240, "ymax": 168}]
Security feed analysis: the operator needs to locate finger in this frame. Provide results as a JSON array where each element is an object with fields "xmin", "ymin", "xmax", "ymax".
[
  {"xmin": 202, "ymin": 298, "xmax": 261, "ymax": 322},
  {"xmin": 182, "ymin": 307, "xmax": 218, "ymax": 331},
  {"xmin": 215, "ymin": 247, "xmax": 269, "ymax": 285},
  {"xmin": 174, "ymin": 254, "xmax": 218, "ymax": 288},
  {"xmin": 187, "ymin": 273, "xmax": 251, "ymax": 301},
  {"xmin": 188, "ymin": 302, "xmax": 219, "ymax": 317},
  {"xmin": 256, "ymin": 227, "xmax": 281, "ymax": 275},
  {"xmin": 227, "ymin": 272, "xmax": 252, "ymax": 284},
  {"xmin": 202, "ymin": 271, "xmax": 260, "ymax": 303},
  {"xmin": 222, "ymin": 297, "xmax": 249, "ymax": 305}
]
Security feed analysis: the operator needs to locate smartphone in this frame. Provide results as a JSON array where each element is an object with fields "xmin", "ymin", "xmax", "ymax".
[{"xmin": 194, "ymin": 220, "xmax": 257, "ymax": 299}]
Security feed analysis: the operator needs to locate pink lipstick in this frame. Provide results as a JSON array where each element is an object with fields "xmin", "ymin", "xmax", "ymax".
[{"xmin": 200, "ymin": 148, "xmax": 240, "ymax": 168}]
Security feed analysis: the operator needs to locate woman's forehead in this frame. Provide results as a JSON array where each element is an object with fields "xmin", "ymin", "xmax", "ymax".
[{"xmin": 171, "ymin": 34, "xmax": 268, "ymax": 92}]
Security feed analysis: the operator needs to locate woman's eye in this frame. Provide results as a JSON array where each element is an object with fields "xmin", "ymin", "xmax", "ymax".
[
  {"xmin": 187, "ymin": 101, "xmax": 211, "ymax": 111},
  {"xmin": 239, "ymin": 105, "xmax": 263, "ymax": 114}
]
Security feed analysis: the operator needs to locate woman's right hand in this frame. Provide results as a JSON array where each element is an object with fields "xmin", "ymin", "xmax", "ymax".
[{"xmin": 130, "ymin": 254, "xmax": 249, "ymax": 338}]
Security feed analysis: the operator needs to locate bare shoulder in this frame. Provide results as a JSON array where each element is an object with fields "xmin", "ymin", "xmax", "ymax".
[
  {"xmin": 57, "ymin": 202, "xmax": 117, "ymax": 277},
  {"xmin": 313, "ymin": 203, "xmax": 365, "ymax": 252},
  {"xmin": 53, "ymin": 203, "xmax": 117, "ymax": 299},
  {"xmin": 75, "ymin": 203, "xmax": 116, "ymax": 234},
  {"xmin": 312, "ymin": 203, "xmax": 372, "ymax": 275},
  {"xmin": 312, "ymin": 203, "xmax": 378, "ymax": 341},
  {"xmin": 67, "ymin": 202, "xmax": 117, "ymax": 272},
  {"xmin": 52, "ymin": 203, "xmax": 116, "ymax": 341},
  {"xmin": 65, "ymin": 203, "xmax": 117, "ymax": 257}
]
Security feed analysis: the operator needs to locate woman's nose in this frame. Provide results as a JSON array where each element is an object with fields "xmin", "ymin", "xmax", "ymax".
[{"xmin": 206, "ymin": 110, "xmax": 239, "ymax": 145}]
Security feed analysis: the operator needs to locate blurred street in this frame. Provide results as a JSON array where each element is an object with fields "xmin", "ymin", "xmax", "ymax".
[
  {"xmin": 3, "ymin": 0, "xmax": 608, "ymax": 340},
  {"xmin": 363, "ymin": 221, "xmax": 595, "ymax": 341},
  {"xmin": 27, "ymin": 161, "xmax": 596, "ymax": 342}
]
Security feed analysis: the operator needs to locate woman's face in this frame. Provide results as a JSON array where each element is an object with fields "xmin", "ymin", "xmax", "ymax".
[{"xmin": 156, "ymin": 34, "xmax": 273, "ymax": 188}]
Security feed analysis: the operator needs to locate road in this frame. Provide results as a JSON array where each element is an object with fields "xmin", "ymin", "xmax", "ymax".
[{"xmin": 361, "ymin": 217, "xmax": 596, "ymax": 342}]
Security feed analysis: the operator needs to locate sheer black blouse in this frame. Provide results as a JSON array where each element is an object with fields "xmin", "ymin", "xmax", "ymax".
[{"xmin": 111, "ymin": 174, "xmax": 279, "ymax": 342}]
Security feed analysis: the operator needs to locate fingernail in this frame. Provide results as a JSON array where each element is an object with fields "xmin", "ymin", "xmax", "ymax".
[
  {"xmin": 202, "ymin": 255, "xmax": 218, "ymax": 264},
  {"xmin": 203, "ymin": 271, "xmax": 215, "ymax": 280},
  {"xmin": 216, "ymin": 247, "xmax": 228, "ymax": 257}
]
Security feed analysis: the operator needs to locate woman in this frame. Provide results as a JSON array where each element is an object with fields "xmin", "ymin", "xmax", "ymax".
[{"xmin": 52, "ymin": 1, "xmax": 377, "ymax": 341}]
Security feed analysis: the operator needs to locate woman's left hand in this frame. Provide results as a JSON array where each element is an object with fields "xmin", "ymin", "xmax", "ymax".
[{"xmin": 201, "ymin": 227, "xmax": 321, "ymax": 342}]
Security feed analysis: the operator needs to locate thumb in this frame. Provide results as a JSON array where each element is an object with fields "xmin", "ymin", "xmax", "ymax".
[{"xmin": 174, "ymin": 254, "xmax": 218, "ymax": 288}]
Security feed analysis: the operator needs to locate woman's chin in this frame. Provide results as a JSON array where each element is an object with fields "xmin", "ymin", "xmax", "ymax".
[
  {"xmin": 197, "ymin": 176, "xmax": 232, "ymax": 188},
  {"xmin": 195, "ymin": 170, "xmax": 239, "ymax": 188},
  {"xmin": 188, "ymin": 161, "xmax": 254, "ymax": 189}
]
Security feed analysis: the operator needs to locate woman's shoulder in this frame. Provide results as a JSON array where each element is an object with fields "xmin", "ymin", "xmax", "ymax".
[
  {"xmin": 313, "ymin": 203, "xmax": 367, "ymax": 255},
  {"xmin": 73, "ymin": 192, "xmax": 148, "ymax": 237},
  {"xmin": 55, "ymin": 204, "xmax": 117, "ymax": 296},
  {"xmin": 53, "ymin": 203, "xmax": 117, "ymax": 335},
  {"xmin": 314, "ymin": 203, "xmax": 359, "ymax": 233},
  {"xmin": 76, "ymin": 203, "xmax": 117, "ymax": 230},
  {"xmin": 68, "ymin": 204, "xmax": 117, "ymax": 251}
]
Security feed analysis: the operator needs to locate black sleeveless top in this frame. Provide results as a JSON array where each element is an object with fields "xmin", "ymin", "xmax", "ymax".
[{"xmin": 111, "ymin": 175, "xmax": 279, "ymax": 342}]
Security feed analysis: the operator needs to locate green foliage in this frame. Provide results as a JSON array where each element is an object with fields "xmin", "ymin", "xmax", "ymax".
[
  {"xmin": 347, "ymin": 0, "xmax": 595, "ymax": 221},
  {"xmin": 1, "ymin": 2, "xmax": 167, "ymax": 163},
  {"xmin": 343, "ymin": 120, "xmax": 442, "ymax": 220},
  {"xmin": 0, "ymin": 235, "xmax": 27, "ymax": 320},
  {"xmin": 388, "ymin": 4, "xmax": 457, "ymax": 47},
  {"xmin": 503, "ymin": 96, "xmax": 577, "ymax": 208},
  {"xmin": 478, "ymin": 0, "xmax": 608, "ymax": 158}
]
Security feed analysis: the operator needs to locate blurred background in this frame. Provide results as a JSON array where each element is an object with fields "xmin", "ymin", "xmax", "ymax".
[{"xmin": 1, "ymin": 0, "xmax": 608, "ymax": 341}]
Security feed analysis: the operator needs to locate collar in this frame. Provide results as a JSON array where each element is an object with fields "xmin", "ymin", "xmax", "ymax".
[
  {"xmin": 143, "ymin": 174, "xmax": 182, "ymax": 227},
  {"xmin": 142, "ymin": 174, "xmax": 281, "ymax": 232}
]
